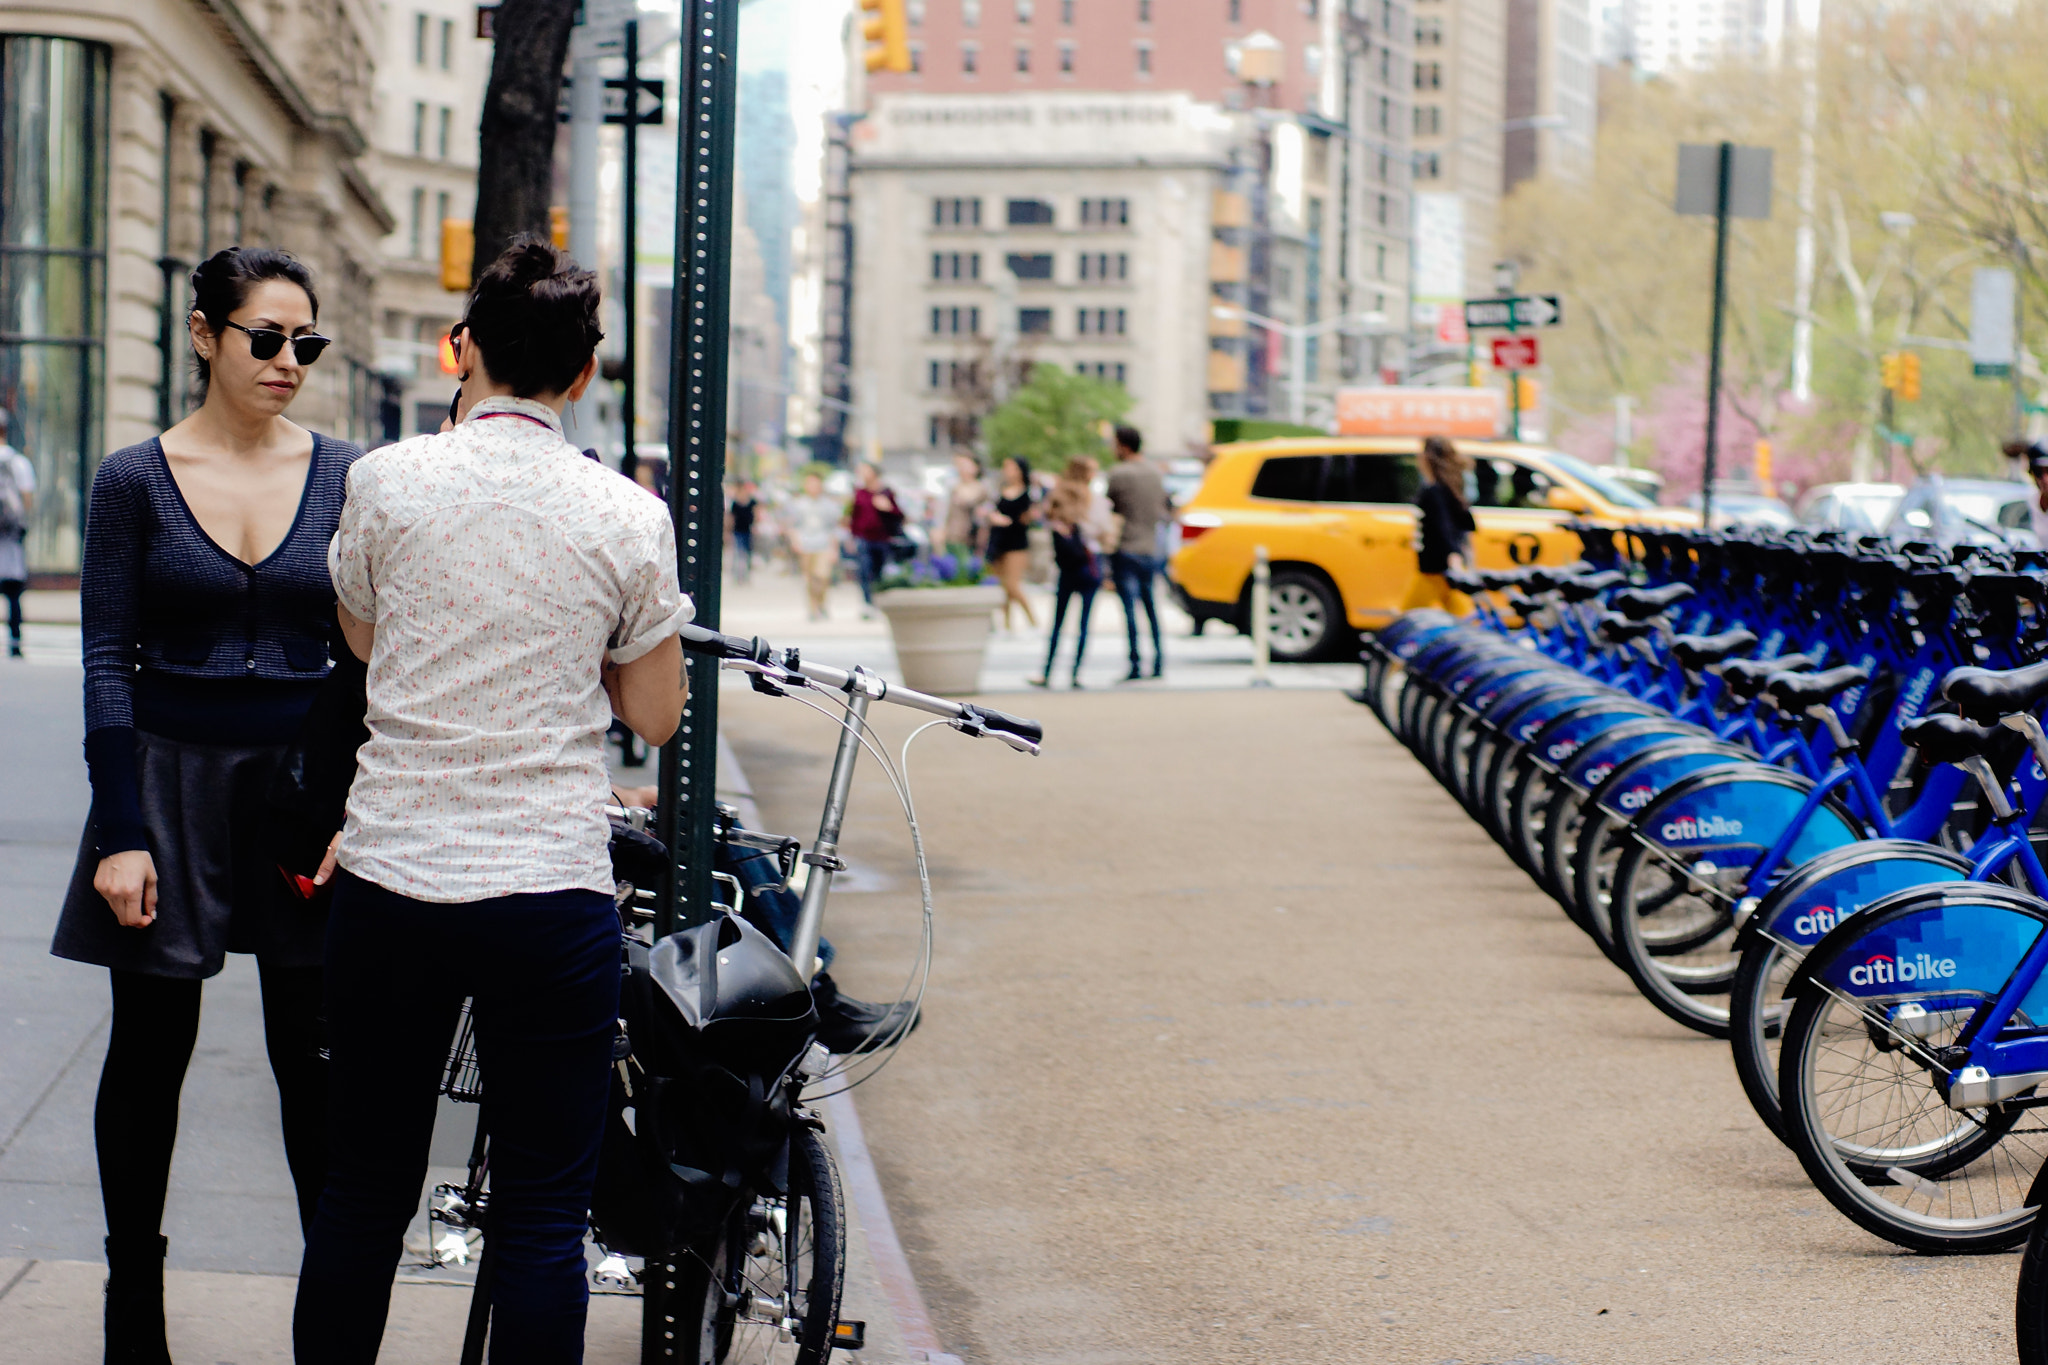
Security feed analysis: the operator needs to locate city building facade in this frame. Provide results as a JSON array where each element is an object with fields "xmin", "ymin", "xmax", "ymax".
[
  {"xmin": 367, "ymin": 0, "xmax": 492, "ymax": 441},
  {"xmin": 843, "ymin": 0, "xmax": 1417, "ymax": 457},
  {"xmin": 1, "ymin": 0, "xmax": 390, "ymax": 575}
]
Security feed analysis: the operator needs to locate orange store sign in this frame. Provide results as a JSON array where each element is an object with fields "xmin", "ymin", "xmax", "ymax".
[{"xmin": 1334, "ymin": 387, "xmax": 1506, "ymax": 438}]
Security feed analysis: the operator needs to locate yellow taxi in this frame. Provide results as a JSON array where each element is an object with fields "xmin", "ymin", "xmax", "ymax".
[{"xmin": 1167, "ymin": 437, "xmax": 1698, "ymax": 661}]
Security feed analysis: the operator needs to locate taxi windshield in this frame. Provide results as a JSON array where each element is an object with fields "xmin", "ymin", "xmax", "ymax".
[{"xmin": 1541, "ymin": 451, "xmax": 1656, "ymax": 509}]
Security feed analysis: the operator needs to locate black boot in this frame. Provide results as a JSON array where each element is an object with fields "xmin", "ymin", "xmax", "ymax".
[
  {"xmin": 811, "ymin": 972, "xmax": 920, "ymax": 1055},
  {"xmin": 104, "ymin": 1234, "xmax": 171, "ymax": 1365}
]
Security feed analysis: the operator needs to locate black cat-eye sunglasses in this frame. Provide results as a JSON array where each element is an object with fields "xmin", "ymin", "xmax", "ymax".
[{"xmin": 222, "ymin": 320, "xmax": 332, "ymax": 365}]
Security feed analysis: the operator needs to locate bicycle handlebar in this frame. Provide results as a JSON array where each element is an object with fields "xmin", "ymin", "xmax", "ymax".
[{"xmin": 677, "ymin": 623, "xmax": 1044, "ymax": 752}]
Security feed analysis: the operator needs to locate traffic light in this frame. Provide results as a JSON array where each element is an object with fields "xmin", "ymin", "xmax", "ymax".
[
  {"xmin": 549, "ymin": 206, "xmax": 569, "ymax": 251},
  {"xmin": 1879, "ymin": 352, "xmax": 1902, "ymax": 392},
  {"xmin": 860, "ymin": 0, "xmax": 911, "ymax": 73},
  {"xmin": 1899, "ymin": 351, "xmax": 1922, "ymax": 402},
  {"xmin": 439, "ymin": 220, "xmax": 473, "ymax": 292},
  {"xmin": 1516, "ymin": 374, "xmax": 1540, "ymax": 411}
]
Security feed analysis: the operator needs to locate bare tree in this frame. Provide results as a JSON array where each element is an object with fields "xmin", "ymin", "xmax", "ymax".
[{"xmin": 473, "ymin": 0, "xmax": 579, "ymax": 279}]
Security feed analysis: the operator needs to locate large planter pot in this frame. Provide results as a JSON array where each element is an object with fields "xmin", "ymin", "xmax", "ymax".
[{"xmin": 874, "ymin": 584, "xmax": 1005, "ymax": 695}]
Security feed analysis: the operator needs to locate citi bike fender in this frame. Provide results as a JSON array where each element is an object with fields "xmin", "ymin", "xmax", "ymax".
[
  {"xmin": 1790, "ymin": 882, "xmax": 2048, "ymax": 1095},
  {"xmin": 1633, "ymin": 765, "xmax": 1861, "ymax": 898},
  {"xmin": 1526, "ymin": 706, "xmax": 1695, "ymax": 781},
  {"xmin": 1586, "ymin": 745, "xmax": 1755, "ymax": 823},
  {"xmin": 1733, "ymin": 841, "xmax": 1972, "ymax": 957},
  {"xmin": 1566, "ymin": 723, "xmax": 1724, "ymax": 797}
]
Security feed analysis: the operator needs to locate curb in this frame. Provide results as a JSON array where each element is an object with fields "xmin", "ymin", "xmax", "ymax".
[{"xmin": 715, "ymin": 733, "xmax": 961, "ymax": 1365}]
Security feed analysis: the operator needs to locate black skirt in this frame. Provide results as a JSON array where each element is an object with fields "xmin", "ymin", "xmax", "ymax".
[{"xmin": 51, "ymin": 731, "xmax": 330, "ymax": 979}]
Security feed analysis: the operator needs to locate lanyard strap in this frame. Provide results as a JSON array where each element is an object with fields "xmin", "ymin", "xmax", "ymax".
[{"xmin": 474, "ymin": 410, "xmax": 558, "ymax": 434}]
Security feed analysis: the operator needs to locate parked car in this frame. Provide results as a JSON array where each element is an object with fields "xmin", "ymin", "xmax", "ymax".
[
  {"xmin": 1884, "ymin": 474, "xmax": 2032, "ymax": 548},
  {"xmin": 1796, "ymin": 481, "xmax": 1905, "ymax": 533},
  {"xmin": 1683, "ymin": 483, "xmax": 1798, "ymax": 531},
  {"xmin": 1167, "ymin": 438, "xmax": 1697, "ymax": 662}
]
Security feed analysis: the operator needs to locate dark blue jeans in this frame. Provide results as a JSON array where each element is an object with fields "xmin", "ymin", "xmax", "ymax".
[
  {"xmin": 1043, "ymin": 566, "xmax": 1101, "ymax": 680},
  {"xmin": 1109, "ymin": 552, "xmax": 1163, "ymax": 673},
  {"xmin": 856, "ymin": 539, "xmax": 891, "ymax": 603},
  {"xmin": 294, "ymin": 872, "xmax": 622, "ymax": 1365}
]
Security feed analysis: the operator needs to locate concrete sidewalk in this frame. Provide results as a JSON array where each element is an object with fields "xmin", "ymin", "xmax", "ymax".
[{"xmin": 724, "ymin": 686, "xmax": 2019, "ymax": 1365}]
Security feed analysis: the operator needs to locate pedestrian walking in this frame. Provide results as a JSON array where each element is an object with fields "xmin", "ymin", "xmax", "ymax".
[
  {"xmin": 49, "ymin": 247, "xmax": 355, "ymax": 1363},
  {"xmin": 1030, "ymin": 455, "xmax": 1111, "ymax": 689},
  {"xmin": 941, "ymin": 451, "xmax": 987, "ymax": 557},
  {"xmin": 1402, "ymin": 434, "xmax": 1475, "ymax": 614},
  {"xmin": 847, "ymin": 461, "xmax": 902, "ymax": 607},
  {"xmin": 786, "ymin": 470, "xmax": 842, "ymax": 620},
  {"xmin": 1104, "ymin": 424, "xmax": 1169, "ymax": 681},
  {"xmin": 0, "ymin": 410, "xmax": 33, "ymax": 658},
  {"xmin": 729, "ymin": 478, "xmax": 758, "ymax": 582},
  {"xmin": 295, "ymin": 238, "xmax": 690, "ymax": 1363},
  {"xmin": 985, "ymin": 455, "xmax": 1039, "ymax": 630}
]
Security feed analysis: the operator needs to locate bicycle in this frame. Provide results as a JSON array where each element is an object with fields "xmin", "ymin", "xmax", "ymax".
[{"xmin": 425, "ymin": 622, "xmax": 1042, "ymax": 1364}]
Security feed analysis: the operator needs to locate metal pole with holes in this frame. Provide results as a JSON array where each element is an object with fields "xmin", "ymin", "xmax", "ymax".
[{"xmin": 655, "ymin": 0, "xmax": 739, "ymax": 941}]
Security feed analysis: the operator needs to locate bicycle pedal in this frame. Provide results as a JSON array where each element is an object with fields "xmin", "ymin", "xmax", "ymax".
[{"xmin": 833, "ymin": 1320, "xmax": 867, "ymax": 1350}]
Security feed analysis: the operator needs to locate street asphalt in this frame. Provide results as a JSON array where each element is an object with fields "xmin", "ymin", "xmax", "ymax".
[{"xmin": 724, "ymin": 684, "xmax": 2021, "ymax": 1365}]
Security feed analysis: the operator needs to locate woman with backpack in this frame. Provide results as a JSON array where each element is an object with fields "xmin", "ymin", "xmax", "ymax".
[{"xmin": 1030, "ymin": 455, "xmax": 1112, "ymax": 689}]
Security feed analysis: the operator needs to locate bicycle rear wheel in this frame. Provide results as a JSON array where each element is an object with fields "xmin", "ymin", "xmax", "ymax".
[{"xmin": 644, "ymin": 1125, "xmax": 847, "ymax": 1365}]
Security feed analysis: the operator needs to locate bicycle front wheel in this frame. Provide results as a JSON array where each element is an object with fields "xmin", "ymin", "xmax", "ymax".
[{"xmin": 644, "ymin": 1125, "xmax": 848, "ymax": 1365}]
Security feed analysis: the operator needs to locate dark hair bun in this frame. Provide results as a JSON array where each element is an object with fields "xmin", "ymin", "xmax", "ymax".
[
  {"xmin": 462, "ymin": 237, "xmax": 604, "ymax": 399},
  {"xmin": 188, "ymin": 247, "xmax": 319, "ymax": 391}
]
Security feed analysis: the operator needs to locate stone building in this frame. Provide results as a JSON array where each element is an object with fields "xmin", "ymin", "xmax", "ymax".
[{"xmin": 1, "ymin": 0, "xmax": 391, "ymax": 575}]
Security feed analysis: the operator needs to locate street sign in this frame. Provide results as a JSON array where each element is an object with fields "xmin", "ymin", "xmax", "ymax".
[
  {"xmin": 557, "ymin": 76, "xmax": 665, "ymax": 126},
  {"xmin": 1464, "ymin": 295, "xmax": 1563, "ymax": 330},
  {"xmin": 1676, "ymin": 143, "xmax": 1773, "ymax": 219},
  {"xmin": 1491, "ymin": 336, "xmax": 1540, "ymax": 371}
]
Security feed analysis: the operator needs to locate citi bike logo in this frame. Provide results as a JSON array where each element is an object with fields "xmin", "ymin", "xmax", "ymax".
[
  {"xmin": 1584, "ymin": 763, "xmax": 1616, "ymax": 786},
  {"xmin": 1619, "ymin": 785, "xmax": 1654, "ymax": 811},
  {"xmin": 1847, "ymin": 951, "xmax": 1957, "ymax": 987},
  {"xmin": 1893, "ymin": 668, "xmax": 1937, "ymax": 727},
  {"xmin": 1546, "ymin": 739, "xmax": 1581, "ymax": 761},
  {"xmin": 1793, "ymin": 905, "xmax": 1842, "ymax": 938},
  {"xmin": 1659, "ymin": 814, "xmax": 1743, "ymax": 841}
]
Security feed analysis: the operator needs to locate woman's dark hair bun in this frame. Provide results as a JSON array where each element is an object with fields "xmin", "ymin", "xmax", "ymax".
[
  {"xmin": 462, "ymin": 236, "xmax": 603, "ymax": 399},
  {"xmin": 189, "ymin": 247, "xmax": 319, "ymax": 391}
]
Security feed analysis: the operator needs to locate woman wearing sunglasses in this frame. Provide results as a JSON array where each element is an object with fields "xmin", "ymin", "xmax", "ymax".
[{"xmin": 50, "ymin": 246, "xmax": 354, "ymax": 1363}]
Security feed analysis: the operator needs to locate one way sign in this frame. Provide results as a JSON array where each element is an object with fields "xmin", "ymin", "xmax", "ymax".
[{"xmin": 1463, "ymin": 295, "xmax": 1564, "ymax": 330}]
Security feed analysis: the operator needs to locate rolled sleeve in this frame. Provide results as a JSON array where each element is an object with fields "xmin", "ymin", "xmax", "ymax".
[
  {"xmin": 609, "ymin": 512, "xmax": 693, "ymax": 664},
  {"xmin": 328, "ymin": 464, "xmax": 377, "ymax": 621}
]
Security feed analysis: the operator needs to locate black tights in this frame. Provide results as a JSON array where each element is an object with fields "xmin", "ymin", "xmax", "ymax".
[{"xmin": 95, "ymin": 961, "xmax": 328, "ymax": 1243}]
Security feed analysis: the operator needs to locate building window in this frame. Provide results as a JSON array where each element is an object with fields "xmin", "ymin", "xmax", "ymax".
[
  {"xmin": 929, "ymin": 360, "xmax": 942, "ymax": 389},
  {"xmin": 1061, "ymin": 0, "xmax": 1074, "ymax": 19},
  {"xmin": 908, "ymin": 0, "xmax": 925, "ymax": 22},
  {"xmin": 1007, "ymin": 197, "xmax": 1056, "ymax": 226},
  {"xmin": 1415, "ymin": 104, "xmax": 1441, "ymax": 136},
  {"xmin": 1378, "ymin": 94, "xmax": 1390, "ymax": 132},
  {"xmin": 1059, "ymin": 41, "xmax": 1075, "ymax": 73},
  {"xmin": 910, "ymin": 44, "xmax": 923, "ymax": 72},
  {"xmin": 962, "ymin": 0, "xmax": 981, "ymax": 24},
  {"xmin": 1076, "ymin": 307, "xmax": 1127, "ymax": 335},
  {"xmin": 933, "ymin": 197, "xmax": 982, "ymax": 227},
  {"xmin": 437, "ymin": 106, "xmax": 451, "ymax": 160},
  {"xmin": 1079, "ymin": 198, "xmax": 1129, "ymax": 226},
  {"xmin": 1415, "ymin": 15, "xmax": 1442, "ymax": 44},
  {"xmin": 1018, "ymin": 307, "xmax": 1052, "ymax": 335},
  {"xmin": 1016, "ymin": 44, "xmax": 1030, "ymax": 73},
  {"xmin": 1078, "ymin": 252, "xmax": 1129, "ymax": 280},
  {"xmin": 436, "ymin": 190, "xmax": 452, "ymax": 240},
  {"xmin": 1075, "ymin": 361, "xmax": 1128, "ymax": 386},
  {"xmin": 1417, "ymin": 152, "xmax": 1440, "ymax": 179},
  {"xmin": 1376, "ymin": 193, "xmax": 1388, "ymax": 225},
  {"xmin": 410, "ymin": 186, "xmax": 425, "ymax": 256},
  {"xmin": 1016, "ymin": 0, "xmax": 1033, "ymax": 19},
  {"xmin": 1007, "ymin": 252, "xmax": 1054, "ymax": 279},
  {"xmin": 412, "ymin": 101, "xmax": 427, "ymax": 155},
  {"xmin": 1375, "ymin": 242, "xmax": 1386, "ymax": 278},
  {"xmin": 439, "ymin": 17, "xmax": 454, "ymax": 67},
  {"xmin": 1135, "ymin": 42, "xmax": 1152, "ymax": 74},
  {"xmin": 1228, "ymin": 0, "xmax": 1241, "ymax": 20},
  {"xmin": 932, "ymin": 251, "xmax": 981, "ymax": 278},
  {"xmin": 414, "ymin": 12, "xmax": 429, "ymax": 64},
  {"xmin": 1137, "ymin": 0, "xmax": 1151, "ymax": 19},
  {"xmin": 1415, "ymin": 61, "xmax": 1441, "ymax": 90},
  {"xmin": 963, "ymin": 43, "xmax": 978, "ymax": 73},
  {"xmin": 0, "ymin": 35, "xmax": 109, "ymax": 574}
]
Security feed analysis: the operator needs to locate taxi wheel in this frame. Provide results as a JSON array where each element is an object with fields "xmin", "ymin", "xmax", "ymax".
[{"xmin": 1267, "ymin": 570, "xmax": 1342, "ymax": 663}]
